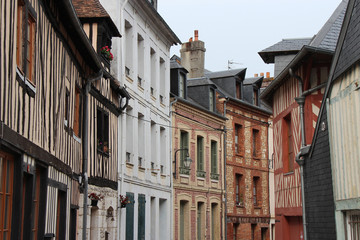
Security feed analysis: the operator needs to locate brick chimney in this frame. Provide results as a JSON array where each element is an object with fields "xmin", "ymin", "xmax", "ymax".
[{"xmin": 180, "ymin": 30, "xmax": 206, "ymax": 78}]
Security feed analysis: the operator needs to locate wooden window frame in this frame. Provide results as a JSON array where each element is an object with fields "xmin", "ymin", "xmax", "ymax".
[
  {"xmin": 253, "ymin": 88, "xmax": 259, "ymax": 106},
  {"xmin": 197, "ymin": 136, "xmax": 204, "ymax": 172},
  {"xmin": 252, "ymin": 128, "xmax": 260, "ymax": 159},
  {"xmin": 253, "ymin": 176, "xmax": 261, "ymax": 207},
  {"xmin": 16, "ymin": 0, "xmax": 36, "ymax": 85},
  {"xmin": 97, "ymin": 108, "xmax": 109, "ymax": 155},
  {"xmin": 234, "ymin": 124, "xmax": 244, "ymax": 156},
  {"xmin": 210, "ymin": 140, "xmax": 218, "ymax": 180},
  {"xmin": 283, "ymin": 114, "xmax": 294, "ymax": 172},
  {"xmin": 0, "ymin": 152, "xmax": 14, "ymax": 240},
  {"xmin": 235, "ymin": 173, "xmax": 244, "ymax": 207},
  {"xmin": 73, "ymin": 86, "xmax": 82, "ymax": 138}
]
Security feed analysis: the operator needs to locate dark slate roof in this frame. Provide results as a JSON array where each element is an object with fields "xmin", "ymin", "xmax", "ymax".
[
  {"xmin": 260, "ymin": 0, "xmax": 347, "ymax": 105},
  {"xmin": 243, "ymin": 76, "xmax": 263, "ymax": 85},
  {"xmin": 205, "ymin": 68, "xmax": 246, "ymax": 79},
  {"xmin": 333, "ymin": 0, "xmax": 359, "ymax": 79},
  {"xmin": 72, "ymin": 0, "xmax": 121, "ymax": 37},
  {"xmin": 187, "ymin": 77, "xmax": 216, "ymax": 87},
  {"xmin": 309, "ymin": 0, "xmax": 348, "ymax": 51},
  {"xmin": 258, "ymin": 38, "xmax": 312, "ymax": 63}
]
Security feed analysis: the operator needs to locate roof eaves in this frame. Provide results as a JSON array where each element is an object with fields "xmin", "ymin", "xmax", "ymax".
[{"xmin": 260, "ymin": 46, "xmax": 334, "ymax": 105}]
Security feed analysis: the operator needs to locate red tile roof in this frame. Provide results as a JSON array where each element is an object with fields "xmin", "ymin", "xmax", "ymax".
[{"xmin": 72, "ymin": 0, "xmax": 110, "ymax": 18}]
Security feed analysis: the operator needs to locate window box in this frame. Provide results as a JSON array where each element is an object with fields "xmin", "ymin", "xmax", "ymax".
[
  {"xmin": 210, "ymin": 172, "xmax": 219, "ymax": 180},
  {"xmin": 196, "ymin": 170, "xmax": 206, "ymax": 178},
  {"xmin": 179, "ymin": 167, "xmax": 190, "ymax": 175}
]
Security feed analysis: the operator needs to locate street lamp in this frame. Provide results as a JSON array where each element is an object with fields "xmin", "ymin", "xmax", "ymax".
[{"xmin": 173, "ymin": 148, "xmax": 192, "ymax": 178}]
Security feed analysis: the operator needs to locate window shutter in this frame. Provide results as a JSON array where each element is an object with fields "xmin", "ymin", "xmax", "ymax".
[
  {"xmin": 138, "ymin": 194, "xmax": 146, "ymax": 240},
  {"xmin": 126, "ymin": 192, "xmax": 134, "ymax": 240}
]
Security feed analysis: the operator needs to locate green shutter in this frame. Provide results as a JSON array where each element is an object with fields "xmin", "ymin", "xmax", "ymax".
[
  {"xmin": 138, "ymin": 194, "xmax": 146, "ymax": 240},
  {"xmin": 126, "ymin": 192, "xmax": 134, "ymax": 240},
  {"xmin": 180, "ymin": 131, "xmax": 188, "ymax": 167},
  {"xmin": 197, "ymin": 137, "xmax": 204, "ymax": 171},
  {"xmin": 211, "ymin": 141, "xmax": 217, "ymax": 174},
  {"xmin": 180, "ymin": 202, "xmax": 185, "ymax": 240}
]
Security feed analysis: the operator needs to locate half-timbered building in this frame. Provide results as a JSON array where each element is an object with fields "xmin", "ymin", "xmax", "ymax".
[
  {"xmin": 259, "ymin": 2, "xmax": 346, "ymax": 239},
  {"xmin": 303, "ymin": 0, "xmax": 359, "ymax": 238},
  {"xmin": 0, "ymin": 0, "xmax": 128, "ymax": 239}
]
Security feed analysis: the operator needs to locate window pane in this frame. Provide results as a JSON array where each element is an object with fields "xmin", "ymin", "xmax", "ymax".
[
  {"xmin": 0, "ymin": 194, "xmax": 2, "ymax": 221},
  {"xmin": 4, "ymin": 195, "xmax": 9, "ymax": 228},
  {"xmin": 5, "ymin": 161, "xmax": 10, "ymax": 192}
]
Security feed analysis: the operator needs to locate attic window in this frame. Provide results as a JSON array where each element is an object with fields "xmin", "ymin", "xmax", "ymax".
[
  {"xmin": 209, "ymin": 89, "xmax": 215, "ymax": 111},
  {"xmin": 253, "ymin": 88, "xmax": 259, "ymax": 106},
  {"xmin": 236, "ymin": 82, "xmax": 242, "ymax": 99}
]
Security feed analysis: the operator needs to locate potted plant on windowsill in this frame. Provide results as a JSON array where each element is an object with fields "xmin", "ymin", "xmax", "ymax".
[
  {"xmin": 120, "ymin": 194, "xmax": 129, "ymax": 208},
  {"xmin": 100, "ymin": 46, "xmax": 113, "ymax": 62},
  {"xmin": 88, "ymin": 192, "xmax": 104, "ymax": 207}
]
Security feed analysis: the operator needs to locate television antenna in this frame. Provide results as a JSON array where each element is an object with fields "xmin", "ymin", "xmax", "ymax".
[{"xmin": 228, "ymin": 60, "xmax": 243, "ymax": 70}]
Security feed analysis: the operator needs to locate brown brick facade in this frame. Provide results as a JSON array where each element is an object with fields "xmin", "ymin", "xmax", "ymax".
[
  {"xmin": 218, "ymin": 99, "xmax": 271, "ymax": 240},
  {"xmin": 172, "ymin": 100, "xmax": 226, "ymax": 240}
]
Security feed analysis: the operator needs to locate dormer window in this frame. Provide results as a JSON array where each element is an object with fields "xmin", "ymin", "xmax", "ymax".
[
  {"xmin": 253, "ymin": 88, "xmax": 259, "ymax": 106},
  {"xmin": 179, "ymin": 73, "xmax": 186, "ymax": 98},
  {"xmin": 236, "ymin": 82, "xmax": 242, "ymax": 99},
  {"xmin": 209, "ymin": 88, "xmax": 215, "ymax": 111}
]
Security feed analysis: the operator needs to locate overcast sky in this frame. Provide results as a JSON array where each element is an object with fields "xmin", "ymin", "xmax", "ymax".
[{"xmin": 158, "ymin": 0, "xmax": 343, "ymax": 78}]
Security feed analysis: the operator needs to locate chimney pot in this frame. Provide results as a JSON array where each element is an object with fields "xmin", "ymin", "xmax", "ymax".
[
  {"xmin": 260, "ymin": 72, "xmax": 264, "ymax": 77},
  {"xmin": 189, "ymin": 37, "xmax": 193, "ymax": 42},
  {"xmin": 195, "ymin": 30, "xmax": 199, "ymax": 41},
  {"xmin": 254, "ymin": 74, "xmax": 259, "ymax": 77},
  {"xmin": 266, "ymin": 72, "xmax": 270, "ymax": 78}
]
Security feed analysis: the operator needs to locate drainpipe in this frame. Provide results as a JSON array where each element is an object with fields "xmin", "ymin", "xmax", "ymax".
[
  {"xmin": 169, "ymin": 97, "xmax": 178, "ymax": 240},
  {"xmin": 289, "ymin": 68, "xmax": 307, "ymax": 240},
  {"xmin": 219, "ymin": 96, "xmax": 229, "ymax": 240},
  {"xmin": 82, "ymin": 70, "xmax": 103, "ymax": 240},
  {"xmin": 117, "ymin": 1, "xmax": 129, "ymax": 240}
]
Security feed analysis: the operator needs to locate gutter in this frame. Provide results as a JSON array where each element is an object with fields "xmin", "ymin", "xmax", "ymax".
[{"xmin": 289, "ymin": 68, "xmax": 308, "ymax": 240}]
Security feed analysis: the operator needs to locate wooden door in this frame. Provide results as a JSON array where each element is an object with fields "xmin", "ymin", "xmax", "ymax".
[{"xmin": 0, "ymin": 152, "xmax": 14, "ymax": 240}]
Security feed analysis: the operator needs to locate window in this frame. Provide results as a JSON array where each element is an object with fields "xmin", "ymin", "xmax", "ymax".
[
  {"xmin": 233, "ymin": 223, "xmax": 239, "ymax": 240},
  {"xmin": 0, "ymin": 152, "xmax": 14, "ymax": 240},
  {"xmin": 126, "ymin": 152, "xmax": 131, "ymax": 163},
  {"xmin": 56, "ymin": 190, "xmax": 66, "ymax": 240},
  {"xmin": 235, "ymin": 174, "xmax": 244, "ymax": 206},
  {"xmin": 180, "ymin": 200, "xmax": 190, "ymax": 240},
  {"xmin": 64, "ymin": 89, "xmax": 70, "ymax": 127},
  {"xmin": 210, "ymin": 141, "xmax": 218, "ymax": 180},
  {"xmin": 197, "ymin": 202, "xmax": 205, "ymax": 240},
  {"xmin": 346, "ymin": 211, "xmax": 360, "ymax": 240},
  {"xmin": 137, "ymin": 34, "xmax": 144, "ymax": 80},
  {"xmin": 236, "ymin": 82, "xmax": 242, "ymax": 99},
  {"xmin": 209, "ymin": 89, "xmax": 215, "ymax": 111},
  {"xmin": 73, "ymin": 87, "xmax": 82, "ymax": 137},
  {"xmin": 150, "ymin": 48, "xmax": 156, "ymax": 95},
  {"xmin": 253, "ymin": 177, "xmax": 260, "ymax": 206},
  {"xmin": 251, "ymin": 224, "xmax": 256, "ymax": 240},
  {"xmin": 125, "ymin": 20, "xmax": 133, "ymax": 77},
  {"xmin": 252, "ymin": 129, "xmax": 260, "ymax": 158},
  {"xmin": 97, "ymin": 109, "xmax": 109, "ymax": 154},
  {"xmin": 234, "ymin": 124, "xmax": 244, "ymax": 155},
  {"xmin": 180, "ymin": 131, "xmax": 190, "ymax": 175},
  {"xmin": 17, "ymin": 0, "xmax": 36, "ymax": 84},
  {"xmin": 284, "ymin": 115, "xmax": 294, "ymax": 172},
  {"xmin": 197, "ymin": 136, "xmax": 205, "ymax": 177},
  {"xmin": 211, "ymin": 203, "xmax": 219, "ymax": 240},
  {"xmin": 138, "ymin": 76, "xmax": 142, "ymax": 87},
  {"xmin": 179, "ymin": 73, "xmax": 185, "ymax": 98},
  {"xmin": 253, "ymin": 88, "xmax": 259, "ymax": 106}
]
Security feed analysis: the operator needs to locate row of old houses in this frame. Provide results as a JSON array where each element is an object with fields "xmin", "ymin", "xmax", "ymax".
[{"xmin": 0, "ymin": 0, "xmax": 274, "ymax": 239}]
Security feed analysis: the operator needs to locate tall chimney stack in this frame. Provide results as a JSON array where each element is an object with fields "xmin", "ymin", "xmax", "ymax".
[{"xmin": 180, "ymin": 30, "xmax": 206, "ymax": 78}]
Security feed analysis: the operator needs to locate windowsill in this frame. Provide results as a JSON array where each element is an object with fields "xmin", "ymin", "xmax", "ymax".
[
  {"xmin": 236, "ymin": 203, "xmax": 245, "ymax": 208},
  {"xmin": 284, "ymin": 171, "xmax": 294, "ymax": 176},
  {"xmin": 151, "ymin": 95, "xmax": 156, "ymax": 101},
  {"xmin": 160, "ymin": 174, "xmax": 166, "ymax": 178},
  {"xmin": 73, "ymin": 133, "xmax": 81, "ymax": 143},
  {"xmin": 151, "ymin": 171, "xmax": 158, "ymax": 176},
  {"xmin": 97, "ymin": 149, "xmax": 109, "ymax": 157},
  {"xmin": 235, "ymin": 153, "xmax": 244, "ymax": 157},
  {"xmin": 138, "ymin": 166, "xmax": 145, "ymax": 172},
  {"xmin": 16, "ymin": 67, "xmax": 36, "ymax": 97},
  {"xmin": 253, "ymin": 156, "xmax": 261, "ymax": 160},
  {"xmin": 138, "ymin": 85, "xmax": 144, "ymax": 92},
  {"xmin": 179, "ymin": 174, "xmax": 190, "ymax": 178},
  {"xmin": 160, "ymin": 102, "xmax": 166, "ymax": 108},
  {"xmin": 126, "ymin": 162, "xmax": 134, "ymax": 168},
  {"xmin": 254, "ymin": 205, "xmax": 262, "ymax": 209},
  {"xmin": 126, "ymin": 75, "xmax": 133, "ymax": 83}
]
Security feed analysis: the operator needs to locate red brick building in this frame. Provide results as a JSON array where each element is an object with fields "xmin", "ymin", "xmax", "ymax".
[{"xmin": 212, "ymin": 76, "xmax": 272, "ymax": 240}]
